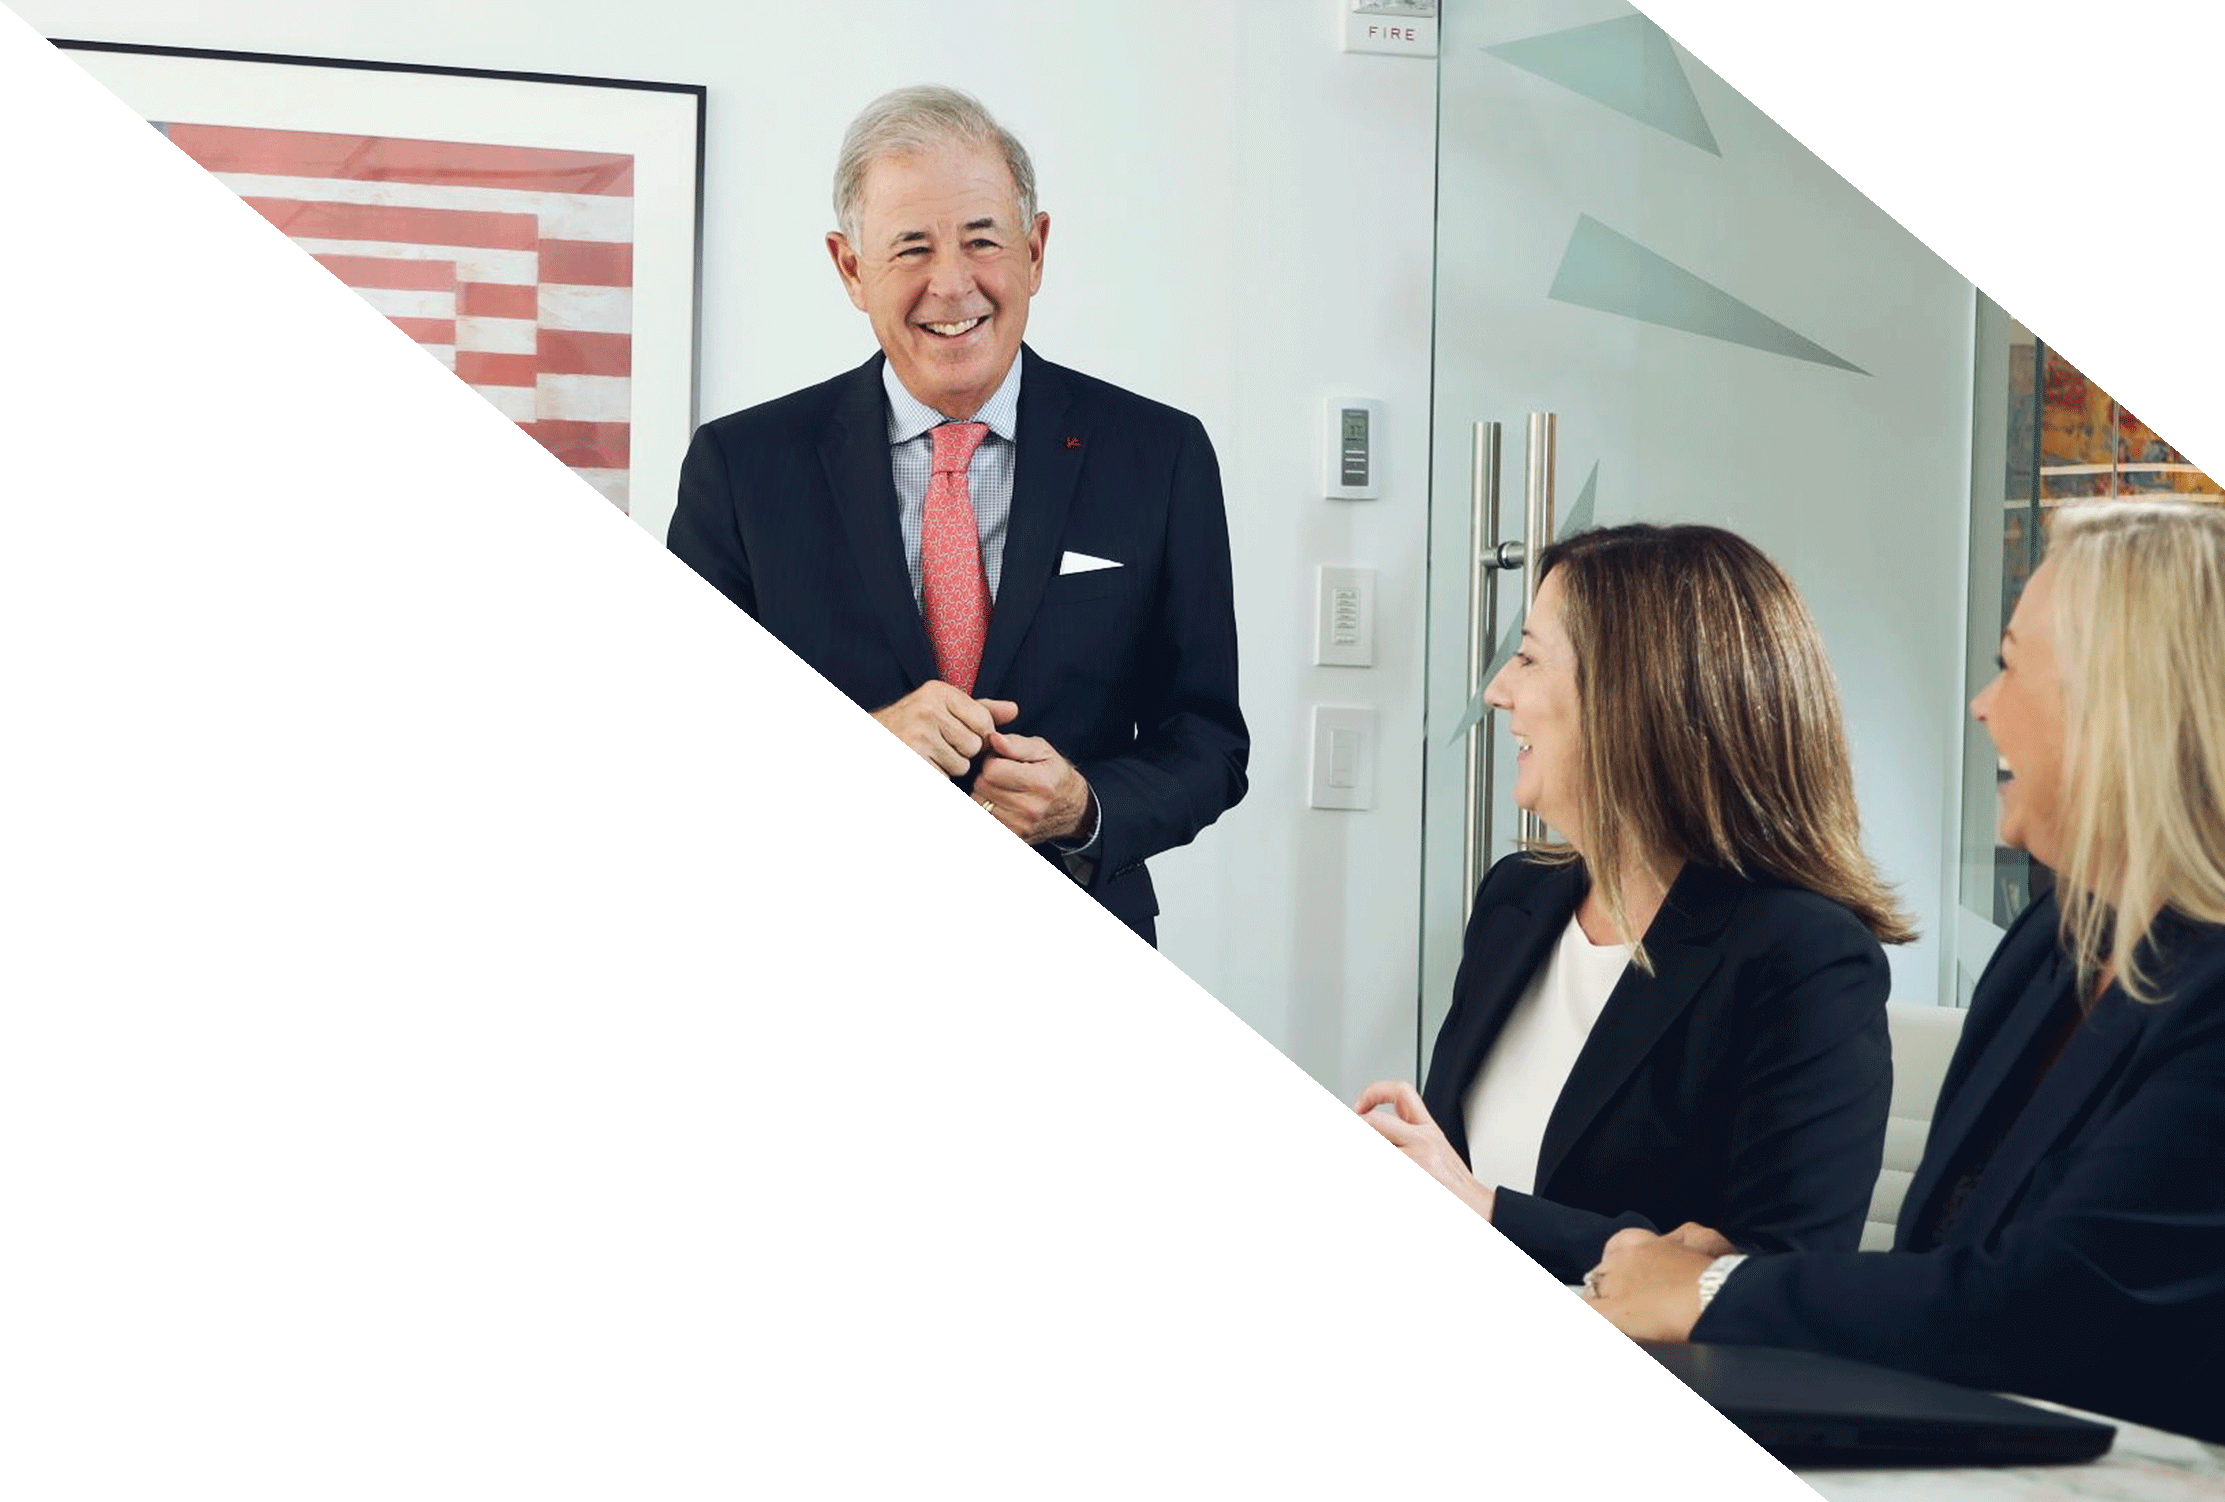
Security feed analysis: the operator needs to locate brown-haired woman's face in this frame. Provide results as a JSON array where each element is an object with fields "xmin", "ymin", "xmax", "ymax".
[
  {"xmin": 1971, "ymin": 560, "xmax": 2068, "ymax": 867},
  {"xmin": 1484, "ymin": 569, "xmax": 1584, "ymax": 846}
]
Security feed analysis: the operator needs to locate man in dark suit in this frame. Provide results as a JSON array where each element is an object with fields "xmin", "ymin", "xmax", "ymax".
[{"xmin": 668, "ymin": 86, "xmax": 1247, "ymax": 944}]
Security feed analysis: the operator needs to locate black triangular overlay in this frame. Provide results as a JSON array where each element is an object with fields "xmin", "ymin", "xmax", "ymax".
[
  {"xmin": 21, "ymin": 11, "xmax": 1806, "ymax": 1486},
  {"xmin": 1628, "ymin": 1, "xmax": 2216, "ymax": 482}
]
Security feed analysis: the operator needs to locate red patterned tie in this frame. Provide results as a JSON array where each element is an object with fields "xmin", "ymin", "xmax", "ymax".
[{"xmin": 921, "ymin": 421, "xmax": 992, "ymax": 694}]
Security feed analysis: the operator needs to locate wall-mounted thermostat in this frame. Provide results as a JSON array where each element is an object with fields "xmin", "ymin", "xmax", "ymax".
[{"xmin": 1325, "ymin": 397, "xmax": 1382, "ymax": 500}]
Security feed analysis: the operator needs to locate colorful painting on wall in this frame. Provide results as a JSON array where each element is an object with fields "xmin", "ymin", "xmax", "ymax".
[
  {"xmin": 162, "ymin": 124, "xmax": 638, "ymax": 510},
  {"xmin": 55, "ymin": 40, "xmax": 703, "ymax": 540}
]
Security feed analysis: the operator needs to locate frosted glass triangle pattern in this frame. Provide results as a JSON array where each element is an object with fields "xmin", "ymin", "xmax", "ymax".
[
  {"xmin": 1549, "ymin": 216, "xmax": 1868, "ymax": 375},
  {"xmin": 1487, "ymin": 14, "xmax": 1720, "ymax": 155},
  {"xmin": 1562, "ymin": 461, "xmax": 1599, "ymax": 538}
]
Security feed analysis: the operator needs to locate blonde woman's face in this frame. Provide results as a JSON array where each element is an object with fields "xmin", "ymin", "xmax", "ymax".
[{"xmin": 1971, "ymin": 560, "xmax": 2069, "ymax": 867}]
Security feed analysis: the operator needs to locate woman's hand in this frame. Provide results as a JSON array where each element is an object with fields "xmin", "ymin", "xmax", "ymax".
[
  {"xmin": 1581, "ymin": 1227, "xmax": 1713, "ymax": 1341},
  {"xmin": 1353, "ymin": 1080, "xmax": 1496, "ymax": 1221},
  {"xmin": 1663, "ymin": 1222, "xmax": 1737, "ymax": 1258}
]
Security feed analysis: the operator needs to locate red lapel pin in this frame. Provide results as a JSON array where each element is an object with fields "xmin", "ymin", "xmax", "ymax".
[{"xmin": 1063, "ymin": 436, "xmax": 1083, "ymax": 450}]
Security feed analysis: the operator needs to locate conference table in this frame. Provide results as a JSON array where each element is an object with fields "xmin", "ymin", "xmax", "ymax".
[
  {"xmin": 1792, "ymin": 1402, "xmax": 2225, "ymax": 1500},
  {"xmin": 1563, "ymin": 1281, "xmax": 2220, "ymax": 1496}
]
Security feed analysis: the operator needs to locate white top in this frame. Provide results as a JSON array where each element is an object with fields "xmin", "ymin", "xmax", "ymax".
[{"xmin": 1461, "ymin": 911, "xmax": 1632, "ymax": 1195}]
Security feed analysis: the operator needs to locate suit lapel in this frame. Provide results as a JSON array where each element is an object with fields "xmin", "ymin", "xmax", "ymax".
[
  {"xmin": 818, "ymin": 355, "xmax": 938, "ymax": 687},
  {"xmin": 1896, "ymin": 904, "xmax": 2066, "ymax": 1243},
  {"xmin": 1424, "ymin": 864, "xmax": 1583, "ymax": 1164},
  {"xmin": 1933, "ymin": 918, "xmax": 2225, "ymax": 1246},
  {"xmin": 1533, "ymin": 864, "xmax": 1736, "ymax": 1193},
  {"xmin": 1946, "ymin": 986, "xmax": 2142, "ymax": 1240},
  {"xmin": 974, "ymin": 348, "xmax": 1083, "ymax": 701}
]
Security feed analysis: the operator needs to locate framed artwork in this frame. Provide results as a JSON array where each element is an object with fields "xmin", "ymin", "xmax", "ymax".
[{"xmin": 56, "ymin": 40, "xmax": 705, "ymax": 540}]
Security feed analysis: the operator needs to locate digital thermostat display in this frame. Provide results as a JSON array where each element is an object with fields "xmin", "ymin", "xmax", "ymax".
[{"xmin": 1328, "ymin": 400, "xmax": 1380, "ymax": 498}]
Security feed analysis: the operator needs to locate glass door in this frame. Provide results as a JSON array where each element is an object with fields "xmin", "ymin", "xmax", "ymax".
[{"xmin": 1419, "ymin": 1, "xmax": 1984, "ymax": 1064}]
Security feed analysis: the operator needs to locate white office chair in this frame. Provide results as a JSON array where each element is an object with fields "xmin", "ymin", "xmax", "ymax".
[{"xmin": 1861, "ymin": 1003, "xmax": 1968, "ymax": 1250}]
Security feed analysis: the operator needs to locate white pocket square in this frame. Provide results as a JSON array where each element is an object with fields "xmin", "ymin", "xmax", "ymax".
[{"xmin": 1058, "ymin": 551, "xmax": 1122, "ymax": 575}]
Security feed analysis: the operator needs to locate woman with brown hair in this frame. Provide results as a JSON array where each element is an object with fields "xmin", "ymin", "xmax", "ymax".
[
  {"xmin": 1586, "ymin": 501, "xmax": 2225, "ymax": 1443},
  {"xmin": 1357, "ymin": 523, "xmax": 1913, "ymax": 1283}
]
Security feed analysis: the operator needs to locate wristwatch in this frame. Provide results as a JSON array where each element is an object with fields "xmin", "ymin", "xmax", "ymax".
[{"xmin": 1696, "ymin": 1253, "xmax": 1748, "ymax": 1311}]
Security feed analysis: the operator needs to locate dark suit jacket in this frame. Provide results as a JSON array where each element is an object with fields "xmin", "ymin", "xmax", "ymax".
[
  {"xmin": 1422, "ymin": 855, "xmax": 1892, "ymax": 1283},
  {"xmin": 1696, "ymin": 894, "xmax": 2225, "ymax": 1442},
  {"xmin": 667, "ymin": 346, "xmax": 1249, "ymax": 943}
]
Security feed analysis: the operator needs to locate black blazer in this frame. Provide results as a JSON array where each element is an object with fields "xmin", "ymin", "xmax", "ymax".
[
  {"xmin": 667, "ymin": 347, "xmax": 1249, "ymax": 943},
  {"xmin": 1422, "ymin": 856, "xmax": 1892, "ymax": 1282},
  {"xmin": 1696, "ymin": 893, "xmax": 2225, "ymax": 1442}
]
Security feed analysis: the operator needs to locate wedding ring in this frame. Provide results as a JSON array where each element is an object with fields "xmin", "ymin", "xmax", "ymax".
[
  {"xmin": 1582, "ymin": 1270, "xmax": 1603, "ymax": 1298},
  {"xmin": 978, "ymin": 797, "xmax": 997, "ymax": 813}
]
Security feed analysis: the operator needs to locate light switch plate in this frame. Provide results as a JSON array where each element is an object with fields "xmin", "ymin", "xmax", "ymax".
[
  {"xmin": 1309, "ymin": 705, "xmax": 1376, "ymax": 810},
  {"xmin": 1316, "ymin": 565, "xmax": 1376, "ymax": 667}
]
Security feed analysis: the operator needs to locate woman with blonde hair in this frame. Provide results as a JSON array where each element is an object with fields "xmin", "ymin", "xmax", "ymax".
[
  {"xmin": 1590, "ymin": 500, "xmax": 2225, "ymax": 1443},
  {"xmin": 1358, "ymin": 523, "xmax": 1913, "ymax": 1283}
]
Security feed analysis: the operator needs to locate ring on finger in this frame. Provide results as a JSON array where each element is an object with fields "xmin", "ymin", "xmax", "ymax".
[
  {"xmin": 978, "ymin": 796, "xmax": 997, "ymax": 813},
  {"xmin": 1582, "ymin": 1270, "xmax": 1604, "ymax": 1298}
]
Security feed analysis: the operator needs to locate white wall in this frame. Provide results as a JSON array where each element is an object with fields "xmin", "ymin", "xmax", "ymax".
[{"xmin": 27, "ymin": 0, "xmax": 1442, "ymax": 1098}]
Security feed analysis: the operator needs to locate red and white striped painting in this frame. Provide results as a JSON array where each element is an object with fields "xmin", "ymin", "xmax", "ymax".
[{"xmin": 159, "ymin": 123, "xmax": 637, "ymax": 513}]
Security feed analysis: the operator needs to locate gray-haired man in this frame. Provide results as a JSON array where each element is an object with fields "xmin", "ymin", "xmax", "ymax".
[{"xmin": 669, "ymin": 86, "xmax": 1246, "ymax": 944}]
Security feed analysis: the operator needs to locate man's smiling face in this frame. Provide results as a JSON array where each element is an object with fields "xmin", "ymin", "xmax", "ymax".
[{"xmin": 827, "ymin": 143, "xmax": 1047, "ymax": 418}]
